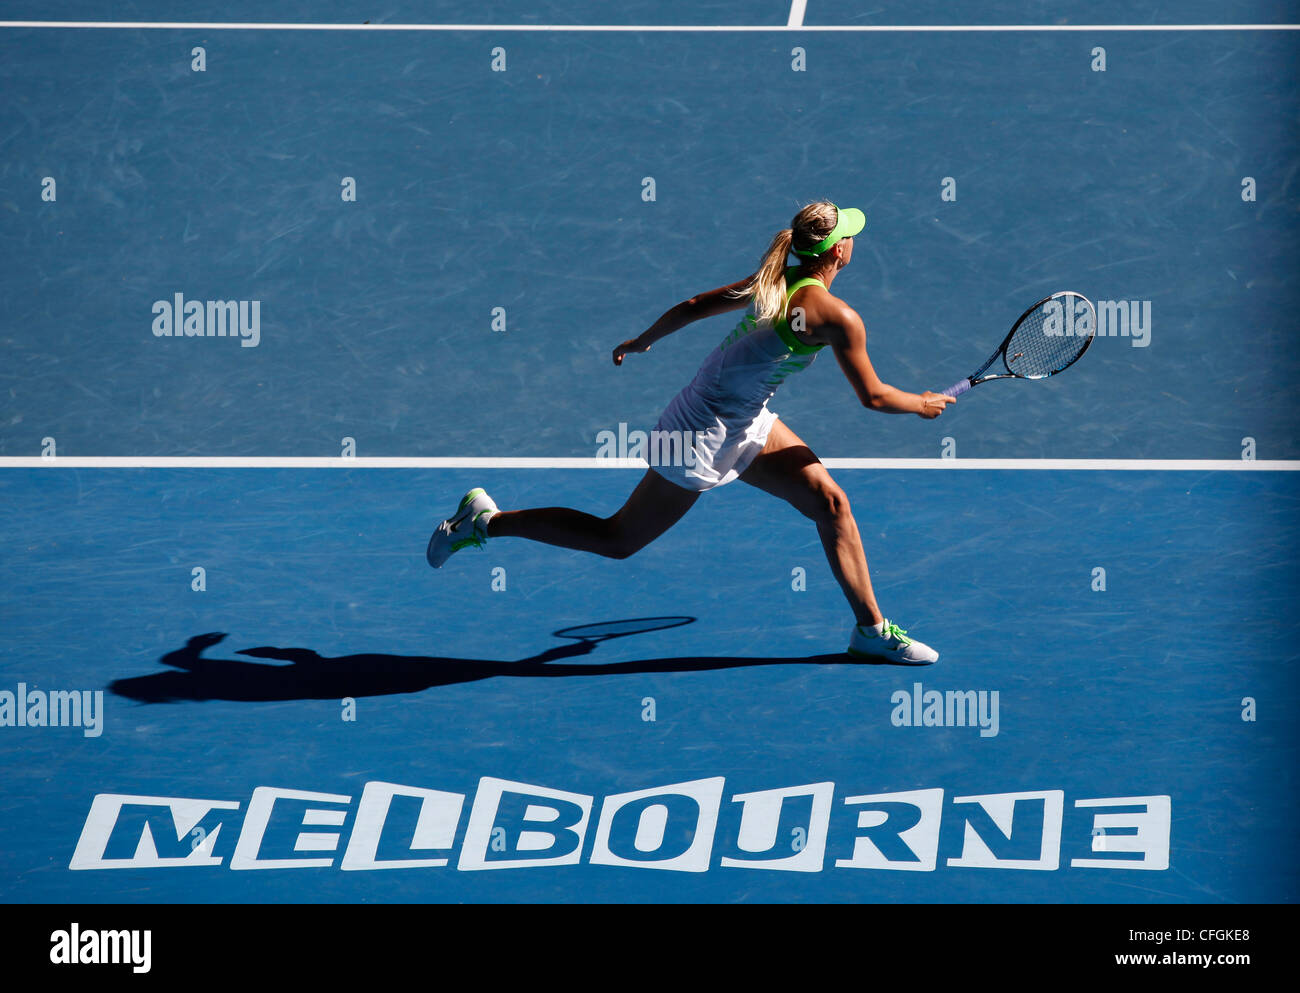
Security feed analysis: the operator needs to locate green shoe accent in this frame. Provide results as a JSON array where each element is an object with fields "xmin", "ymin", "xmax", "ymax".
[
  {"xmin": 880, "ymin": 621, "xmax": 913, "ymax": 646},
  {"xmin": 448, "ymin": 490, "xmax": 491, "ymax": 553},
  {"xmin": 450, "ymin": 533, "xmax": 485, "ymax": 553}
]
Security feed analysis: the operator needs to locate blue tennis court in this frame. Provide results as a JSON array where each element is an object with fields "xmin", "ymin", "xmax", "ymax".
[{"xmin": 1, "ymin": 2, "xmax": 1297, "ymax": 904}]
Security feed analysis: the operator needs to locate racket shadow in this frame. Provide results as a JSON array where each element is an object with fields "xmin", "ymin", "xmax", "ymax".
[{"xmin": 107, "ymin": 623, "xmax": 922, "ymax": 705}]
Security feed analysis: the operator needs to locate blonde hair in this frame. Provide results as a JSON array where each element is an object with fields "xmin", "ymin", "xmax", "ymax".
[{"xmin": 731, "ymin": 202, "xmax": 840, "ymax": 324}]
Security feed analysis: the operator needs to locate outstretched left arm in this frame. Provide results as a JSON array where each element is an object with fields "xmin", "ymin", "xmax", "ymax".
[{"xmin": 613, "ymin": 275, "xmax": 754, "ymax": 365}]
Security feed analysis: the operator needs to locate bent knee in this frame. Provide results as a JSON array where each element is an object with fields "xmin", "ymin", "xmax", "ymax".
[{"xmin": 808, "ymin": 482, "xmax": 852, "ymax": 523}]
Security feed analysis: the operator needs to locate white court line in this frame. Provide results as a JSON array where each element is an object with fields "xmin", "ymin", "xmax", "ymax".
[
  {"xmin": 0, "ymin": 457, "xmax": 1295, "ymax": 470},
  {"xmin": 0, "ymin": 21, "xmax": 1297, "ymax": 32},
  {"xmin": 788, "ymin": 1, "xmax": 808, "ymax": 29}
]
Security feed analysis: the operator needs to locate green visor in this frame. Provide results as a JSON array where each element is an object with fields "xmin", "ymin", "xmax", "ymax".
[{"xmin": 791, "ymin": 205, "xmax": 866, "ymax": 257}]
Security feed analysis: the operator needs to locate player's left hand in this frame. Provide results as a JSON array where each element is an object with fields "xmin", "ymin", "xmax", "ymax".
[{"xmin": 613, "ymin": 339, "xmax": 650, "ymax": 366}]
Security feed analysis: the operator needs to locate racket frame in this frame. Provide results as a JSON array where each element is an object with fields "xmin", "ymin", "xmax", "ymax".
[{"xmin": 943, "ymin": 290, "xmax": 1096, "ymax": 397}]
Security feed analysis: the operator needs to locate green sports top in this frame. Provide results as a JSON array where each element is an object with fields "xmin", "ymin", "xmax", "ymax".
[{"xmin": 773, "ymin": 267, "xmax": 828, "ymax": 355}]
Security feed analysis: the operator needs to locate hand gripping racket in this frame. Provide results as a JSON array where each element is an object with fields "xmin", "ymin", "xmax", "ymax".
[{"xmin": 942, "ymin": 291, "xmax": 1097, "ymax": 398}]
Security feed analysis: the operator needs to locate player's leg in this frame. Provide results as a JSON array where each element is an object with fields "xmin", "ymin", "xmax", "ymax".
[
  {"xmin": 738, "ymin": 418, "xmax": 937, "ymax": 662},
  {"xmin": 474, "ymin": 469, "xmax": 699, "ymax": 559},
  {"xmin": 738, "ymin": 418, "xmax": 882, "ymax": 627}
]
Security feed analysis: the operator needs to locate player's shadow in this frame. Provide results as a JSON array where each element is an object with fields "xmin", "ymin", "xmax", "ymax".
[{"xmin": 109, "ymin": 621, "xmax": 923, "ymax": 704}]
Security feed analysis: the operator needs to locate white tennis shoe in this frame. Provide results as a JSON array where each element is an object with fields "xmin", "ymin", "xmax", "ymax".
[
  {"xmin": 426, "ymin": 488, "xmax": 498, "ymax": 568},
  {"xmin": 847, "ymin": 619, "xmax": 939, "ymax": 664}
]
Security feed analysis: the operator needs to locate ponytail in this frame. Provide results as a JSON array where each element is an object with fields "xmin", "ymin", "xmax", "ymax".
[
  {"xmin": 729, "ymin": 202, "xmax": 839, "ymax": 324},
  {"xmin": 745, "ymin": 228, "xmax": 794, "ymax": 324}
]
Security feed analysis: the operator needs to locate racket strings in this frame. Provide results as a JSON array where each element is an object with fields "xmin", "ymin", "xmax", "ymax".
[{"xmin": 1005, "ymin": 295, "xmax": 1094, "ymax": 378}]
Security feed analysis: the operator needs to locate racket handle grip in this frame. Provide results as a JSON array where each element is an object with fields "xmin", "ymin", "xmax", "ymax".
[{"xmin": 941, "ymin": 379, "xmax": 971, "ymax": 398}]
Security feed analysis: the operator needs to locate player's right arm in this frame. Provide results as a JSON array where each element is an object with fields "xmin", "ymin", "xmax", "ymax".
[{"xmin": 809, "ymin": 295, "xmax": 953, "ymax": 419}]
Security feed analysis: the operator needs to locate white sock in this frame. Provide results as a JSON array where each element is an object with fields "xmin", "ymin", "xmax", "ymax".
[{"xmin": 861, "ymin": 619, "xmax": 885, "ymax": 635}]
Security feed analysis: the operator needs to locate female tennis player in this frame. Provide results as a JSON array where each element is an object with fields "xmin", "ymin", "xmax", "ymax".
[{"xmin": 427, "ymin": 201, "xmax": 953, "ymax": 663}]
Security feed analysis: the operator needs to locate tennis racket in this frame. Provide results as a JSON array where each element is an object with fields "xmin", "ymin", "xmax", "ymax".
[{"xmin": 942, "ymin": 291, "xmax": 1096, "ymax": 398}]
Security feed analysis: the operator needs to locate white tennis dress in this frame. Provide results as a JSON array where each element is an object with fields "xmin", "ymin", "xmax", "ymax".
[{"xmin": 651, "ymin": 270, "xmax": 827, "ymax": 491}]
